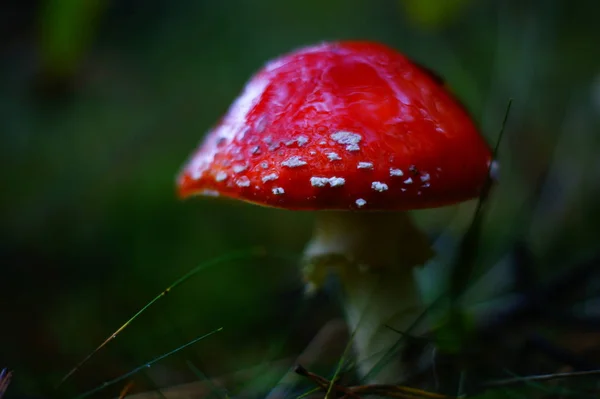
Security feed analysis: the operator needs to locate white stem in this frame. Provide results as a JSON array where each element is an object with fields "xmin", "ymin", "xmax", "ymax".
[{"xmin": 302, "ymin": 211, "xmax": 434, "ymax": 383}]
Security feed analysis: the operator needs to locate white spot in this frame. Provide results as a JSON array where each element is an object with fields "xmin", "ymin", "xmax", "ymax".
[
  {"xmin": 236, "ymin": 176, "xmax": 251, "ymax": 187},
  {"xmin": 327, "ymin": 152, "xmax": 341, "ymax": 161},
  {"xmin": 390, "ymin": 168, "xmax": 404, "ymax": 177},
  {"xmin": 309, "ymin": 150, "xmax": 316, "ymax": 155},
  {"xmin": 329, "ymin": 177, "xmax": 345, "ymax": 187},
  {"xmin": 330, "ymin": 131, "xmax": 362, "ymax": 152},
  {"xmin": 215, "ymin": 136, "xmax": 227, "ymax": 146},
  {"xmin": 357, "ymin": 162, "xmax": 373, "ymax": 169},
  {"xmin": 262, "ymin": 173, "xmax": 279, "ymax": 183},
  {"xmin": 422, "ymin": 183, "xmax": 430, "ymax": 188},
  {"xmin": 355, "ymin": 198, "xmax": 367, "ymax": 207},
  {"xmin": 401, "ymin": 188, "xmax": 407, "ymax": 192},
  {"xmin": 255, "ymin": 116, "xmax": 267, "ymax": 133},
  {"xmin": 420, "ymin": 173, "xmax": 430, "ymax": 182},
  {"xmin": 260, "ymin": 161, "xmax": 269, "ymax": 169},
  {"xmin": 310, "ymin": 177, "xmax": 329, "ymax": 187},
  {"xmin": 285, "ymin": 135, "xmax": 309, "ymax": 147},
  {"xmin": 215, "ymin": 171, "xmax": 228, "ymax": 182},
  {"xmin": 239, "ymin": 126, "xmax": 250, "ymax": 140},
  {"xmin": 190, "ymin": 168, "xmax": 202, "ymax": 179},
  {"xmin": 233, "ymin": 164, "xmax": 248, "ymax": 174},
  {"xmin": 268, "ymin": 142, "xmax": 281, "ymax": 151},
  {"xmin": 310, "ymin": 176, "xmax": 345, "ymax": 187},
  {"xmin": 371, "ymin": 182, "xmax": 388, "ymax": 192},
  {"xmin": 200, "ymin": 189, "xmax": 220, "ymax": 197},
  {"xmin": 319, "ymin": 140, "xmax": 327, "ymax": 145},
  {"xmin": 404, "ymin": 177, "xmax": 414, "ymax": 184},
  {"xmin": 250, "ymin": 146, "xmax": 260, "ymax": 155},
  {"xmin": 281, "ymin": 156, "xmax": 307, "ymax": 168},
  {"xmin": 272, "ymin": 187, "xmax": 285, "ymax": 195}
]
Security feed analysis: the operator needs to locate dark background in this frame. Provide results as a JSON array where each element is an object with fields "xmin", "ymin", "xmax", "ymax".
[{"xmin": 1, "ymin": 0, "xmax": 599, "ymax": 398}]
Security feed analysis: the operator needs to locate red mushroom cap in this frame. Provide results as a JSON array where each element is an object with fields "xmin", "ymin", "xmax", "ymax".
[{"xmin": 177, "ymin": 41, "xmax": 492, "ymax": 211}]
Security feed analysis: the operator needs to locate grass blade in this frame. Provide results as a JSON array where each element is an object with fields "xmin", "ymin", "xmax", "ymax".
[
  {"xmin": 449, "ymin": 98, "xmax": 512, "ymax": 301},
  {"xmin": 57, "ymin": 247, "xmax": 269, "ymax": 388},
  {"xmin": 73, "ymin": 327, "xmax": 223, "ymax": 399}
]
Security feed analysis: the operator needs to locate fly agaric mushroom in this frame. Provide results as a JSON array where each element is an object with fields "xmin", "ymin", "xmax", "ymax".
[{"xmin": 177, "ymin": 41, "xmax": 492, "ymax": 382}]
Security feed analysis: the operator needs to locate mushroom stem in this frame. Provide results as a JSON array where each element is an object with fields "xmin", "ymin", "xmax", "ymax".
[{"xmin": 302, "ymin": 211, "xmax": 434, "ymax": 382}]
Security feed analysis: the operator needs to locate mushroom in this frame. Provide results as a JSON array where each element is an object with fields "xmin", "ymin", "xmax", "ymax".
[{"xmin": 176, "ymin": 41, "xmax": 492, "ymax": 382}]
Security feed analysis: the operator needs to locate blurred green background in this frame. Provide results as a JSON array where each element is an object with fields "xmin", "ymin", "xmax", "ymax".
[{"xmin": 1, "ymin": 0, "xmax": 599, "ymax": 398}]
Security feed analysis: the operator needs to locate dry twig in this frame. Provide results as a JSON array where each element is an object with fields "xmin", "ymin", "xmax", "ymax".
[{"xmin": 294, "ymin": 364, "xmax": 449, "ymax": 399}]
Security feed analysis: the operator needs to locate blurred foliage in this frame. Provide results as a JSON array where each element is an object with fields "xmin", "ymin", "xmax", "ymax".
[
  {"xmin": 400, "ymin": 0, "xmax": 473, "ymax": 31},
  {"xmin": 1, "ymin": 0, "xmax": 599, "ymax": 398},
  {"xmin": 38, "ymin": 0, "xmax": 106, "ymax": 79}
]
